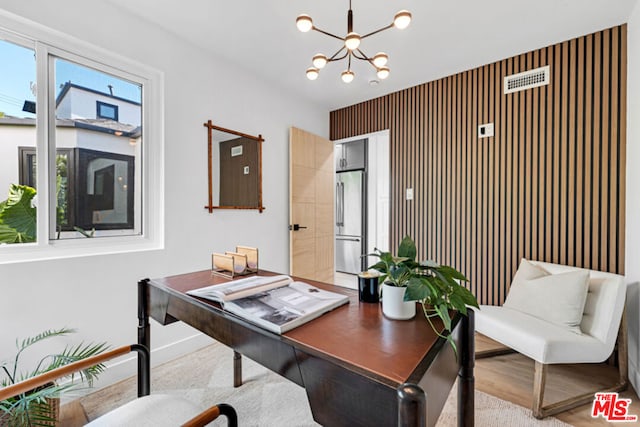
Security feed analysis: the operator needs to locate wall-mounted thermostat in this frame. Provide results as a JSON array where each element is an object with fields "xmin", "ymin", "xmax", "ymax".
[{"xmin": 478, "ymin": 123, "xmax": 494, "ymax": 138}]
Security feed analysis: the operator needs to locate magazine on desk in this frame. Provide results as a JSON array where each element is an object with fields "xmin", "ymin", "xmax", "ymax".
[{"xmin": 186, "ymin": 275, "xmax": 350, "ymax": 334}]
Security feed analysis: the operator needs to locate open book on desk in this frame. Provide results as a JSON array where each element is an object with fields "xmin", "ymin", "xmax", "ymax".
[{"xmin": 186, "ymin": 275, "xmax": 350, "ymax": 334}]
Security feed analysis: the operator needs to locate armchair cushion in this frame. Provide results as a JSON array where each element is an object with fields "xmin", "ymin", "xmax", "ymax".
[
  {"xmin": 503, "ymin": 259, "xmax": 589, "ymax": 334},
  {"xmin": 85, "ymin": 394, "xmax": 203, "ymax": 427},
  {"xmin": 476, "ymin": 305, "xmax": 611, "ymax": 364}
]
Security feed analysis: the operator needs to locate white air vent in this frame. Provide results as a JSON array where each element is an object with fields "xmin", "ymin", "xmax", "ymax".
[{"xmin": 504, "ymin": 65, "xmax": 550, "ymax": 94}]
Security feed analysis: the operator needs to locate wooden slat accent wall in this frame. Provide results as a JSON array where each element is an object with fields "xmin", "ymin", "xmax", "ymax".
[{"xmin": 329, "ymin": 25, "xmax": 627, "ymax": 305}]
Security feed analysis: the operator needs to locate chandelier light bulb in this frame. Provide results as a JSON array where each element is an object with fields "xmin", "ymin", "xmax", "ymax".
[
  {"xmin": 377, "ymin": 66, "xmax": 390, "ymax": 80},
  {"xmin": 312, "ymin": 54, "xmax": 328, "ymax": 69},
  {"xmin": 296, "ymin": 14, "xmax": 313, "ymax": 32},
  {"xmin": 306, "ymin": 67, "xmax": 319, "ymax": 80},
  {"xmin": 341, "ymin": 70, "xmax": 355, "ymax": 83},
  {"xmin": 373, "ymin": 52, "xmax": 388, "ymax": 67},
  {"xmin": 344, "ymin": 32, "xmax": 361, "ymax": 51},
  {"xmin": 393, "ymin": 10, "xmax": 412, "ymax": 30}
]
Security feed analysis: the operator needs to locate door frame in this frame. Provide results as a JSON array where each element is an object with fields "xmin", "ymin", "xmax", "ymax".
[{"xmin": 333, "ymin": 129, "xmax": 390, "ymax": 269}]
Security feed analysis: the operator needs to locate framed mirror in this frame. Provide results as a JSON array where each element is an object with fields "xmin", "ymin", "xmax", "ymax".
[{"xmin": 204, "ymin": 120, "xmax": 264, "ymax": 213}]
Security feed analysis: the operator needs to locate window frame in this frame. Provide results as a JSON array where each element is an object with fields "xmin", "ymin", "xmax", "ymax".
[{"xmin": 0, "ymin": 10, "xmax": 164, "ymax": 264}]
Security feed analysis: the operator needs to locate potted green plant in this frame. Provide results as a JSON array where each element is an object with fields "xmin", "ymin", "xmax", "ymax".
[
  {"xmin": 369, "ymin": 236, "xmax": 479, "ymax": 351},
  {"xmin": 0, "ymin": 328, "xmax": 108, "ymax": 426},
  {"xmin": 368, "ymin": 236, "xmax": 422, "ymax": 320}
]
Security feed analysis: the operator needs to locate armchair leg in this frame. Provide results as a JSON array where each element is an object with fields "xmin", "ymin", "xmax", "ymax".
[
  {"xmin": 533, "ymin": 309, "xmax": 629, "ymax": 419},
  {"xmin": 475, "ymin": 348, "xmax": 516, "ymax": 359},
  {"xmin": 617, "ymin": 309, "xmax": 629, "ymax": 388},
  {"xmin": 532, "ymin": 362, "xmax": 547, "ymax": 419},
  {"xmin": 532, "ymin": 360, "xmax": 628, "ymax": 419}
]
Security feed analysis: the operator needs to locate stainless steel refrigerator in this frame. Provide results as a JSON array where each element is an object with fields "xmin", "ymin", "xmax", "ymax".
[{"xmin": 335, "ymin": 170, "xmax": 366, "ymax": 274}]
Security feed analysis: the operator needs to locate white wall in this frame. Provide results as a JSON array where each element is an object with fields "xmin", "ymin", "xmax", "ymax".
[
  {"xmin": 0, "ymin": 124, "xmax": 35, "ymax": 192},
  {"xmin": 626, "ymin": 6, "xmax": 640, "ymax": 396},
  {"xmin": 0, "ymin": 0, "xmax": 327, "ymax": 388}
]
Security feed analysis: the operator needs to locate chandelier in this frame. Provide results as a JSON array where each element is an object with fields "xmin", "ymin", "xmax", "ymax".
[{"xmin": 296, "ymin": 1, "xmax": 412, "ymax": 83}]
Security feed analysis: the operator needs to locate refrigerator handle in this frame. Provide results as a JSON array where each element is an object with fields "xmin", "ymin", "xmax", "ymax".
[
  {"xmin": 340, "ymin": 182, "xmax": 345, "ymax": 226},
  {"xmin": 336, "ymin": 182, "xmax": 342, "ymax": 227}
]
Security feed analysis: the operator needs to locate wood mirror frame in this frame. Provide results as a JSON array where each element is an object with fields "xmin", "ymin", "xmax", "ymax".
[{"xmin": 204, "ymin": 120, "xmax": 265, "ymax": 213}]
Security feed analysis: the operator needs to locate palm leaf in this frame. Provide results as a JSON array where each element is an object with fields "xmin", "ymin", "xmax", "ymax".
[
  {"xmin": 3, "ymin": 328, "xmax": 76, "ymax": 385},
  {"xmin": 1, "ymin": 329, "xmax": 108, "ymax": 426},
  {"xmin": 45, "ymin": 342, "xmax": 109, "ymax": 386},
  {"xmin": 0, "ymin": 185, "xmax": 37, "ymax": 244}
]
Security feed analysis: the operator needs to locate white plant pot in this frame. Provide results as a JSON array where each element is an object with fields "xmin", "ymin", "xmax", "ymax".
[{"xmin": 381, "ymin": 283, "xmax": 416, "ymax": 320}]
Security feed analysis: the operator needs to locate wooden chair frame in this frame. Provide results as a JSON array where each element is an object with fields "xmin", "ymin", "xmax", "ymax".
[
  {"xmin": 0, "ymin": 344, "xmax": 238, "ymax": 427},
  {"xmin": 477, "ymin": 309, "xmax": 628, "ymax": 419}
]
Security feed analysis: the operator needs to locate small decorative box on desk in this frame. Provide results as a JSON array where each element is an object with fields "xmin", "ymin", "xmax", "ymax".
[{"xmin": 212, "ymin": 246, "xmax": 259, "ymax": 278}]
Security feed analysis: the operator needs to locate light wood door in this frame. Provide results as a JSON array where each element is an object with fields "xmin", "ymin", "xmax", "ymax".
[{"xmin": 289, "ymin": 127, "xmax": 334, "ymax": 283}]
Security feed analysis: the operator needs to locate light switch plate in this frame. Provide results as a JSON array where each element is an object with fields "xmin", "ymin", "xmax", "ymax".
[
  {"xmin": 243, "ymin": 166, "xmax": 250, "ymax": 175},
  {"xmin": 478, "ymin": 123, "xmax": 494, "ymax": 138},
  {"xmin": 406, "ymin": 188, "xmax": 413, "ymax": 200}
]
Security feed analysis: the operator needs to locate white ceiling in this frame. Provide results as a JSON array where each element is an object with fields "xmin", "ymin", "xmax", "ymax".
[{"xmin": 106, "ymin": 0, "xmax": 638, "ymax": 111}]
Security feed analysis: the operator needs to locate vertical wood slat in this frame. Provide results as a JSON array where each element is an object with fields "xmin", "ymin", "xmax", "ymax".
[
  {"xmin": 329, "ymin": 25, "xmax": 626, "ymax": 305},
  {"xmin": 584, "ymin": 34, "xmax": 593, "ymax": 269},
  {"xmin": 619, "ymin": 25, "xmax": 628, "ymax": 274},
  {"xmin": 576, "ymin": 36, "xmax": 585, "ymax": 268}
]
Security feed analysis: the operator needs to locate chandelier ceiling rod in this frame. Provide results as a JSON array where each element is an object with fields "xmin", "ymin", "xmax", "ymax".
[{"xmin": 296, "ymin": 0, "xmax": 412, "ymax": 83}]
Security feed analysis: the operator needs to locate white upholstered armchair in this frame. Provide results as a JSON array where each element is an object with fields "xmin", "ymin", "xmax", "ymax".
[{"xmin": 474, "ymin": 259, "xmax": 627, "ymax": 419}]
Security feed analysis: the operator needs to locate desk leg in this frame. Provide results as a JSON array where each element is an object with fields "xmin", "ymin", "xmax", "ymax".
[
  {"xmin": 233, "ymin": 351, "xmax": 243, "ymax": 387},
  {"xmin": 457, "ymin": 310, "xmax": 475, "ymax": 427},
  {"xmin": 137, "ymin": 279, "xmax": 151, "ymax": 397},
  {"xmin": 397, "ymin": 383, "xmax": 426, "ymax": 427}
]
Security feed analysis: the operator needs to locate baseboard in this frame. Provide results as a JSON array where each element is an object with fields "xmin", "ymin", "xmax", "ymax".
[
  {"xmin": 630, "ymin": 359, "xmax": 640, "ymax": 398},
  {"xmin": 61, "ymin": 332, "xmax": 214, "ymax": 401}
]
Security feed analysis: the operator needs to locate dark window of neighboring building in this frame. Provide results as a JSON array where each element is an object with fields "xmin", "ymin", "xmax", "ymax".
[
  {"xmin": 96, "ymin": 101, "xmax": 118, "ymax": 121},
  {"xmin": 19, "ymin": 147, "xmax": 75, "ymax": 231},
  {"xmin": 19, "ymin": 147, "xmax": 135, "ymax": 232}
]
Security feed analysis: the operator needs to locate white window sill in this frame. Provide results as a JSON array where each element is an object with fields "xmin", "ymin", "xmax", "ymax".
[{"xmin": 0, "ymin": 235, "xmax": 163, "ymax": 265}]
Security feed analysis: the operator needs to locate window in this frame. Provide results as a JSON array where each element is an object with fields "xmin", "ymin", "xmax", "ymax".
[
  {"xmin": 53, "ymin": 57, "xmax": 141, "ymax": 239},
  {"xmin": 96, "ymin": 101, "xmax": 118, "ymax": 121},
  {"xmin": 0, "ymin": 13, "xmax": 163, "ymax": 262},
  {"xmin": 0, "ymin": 38, "xmax": 37, "ymax": 244}
]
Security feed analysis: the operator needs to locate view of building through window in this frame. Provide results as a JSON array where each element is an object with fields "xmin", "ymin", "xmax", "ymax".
[
  {"xmin": 0, "ymin": 38, "xmax": 37, "ymax": 244},
  {"xmin": 0, "ymin": 38, "xmax": 143, "ymax": 243}
]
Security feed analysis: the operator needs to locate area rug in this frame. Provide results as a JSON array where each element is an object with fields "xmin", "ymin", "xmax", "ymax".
[{"xmin": 78, "ymin": 342, "xmax": 572, "ymax": 426}]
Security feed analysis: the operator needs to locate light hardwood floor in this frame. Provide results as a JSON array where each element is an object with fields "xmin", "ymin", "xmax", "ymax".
[
  {"xmin": 60, "ymin": 334, "xmax": 640, "ymax": 425},
  {"xmin": 476, "ymin": 334, "xmax": 640, "ymax": 426}
]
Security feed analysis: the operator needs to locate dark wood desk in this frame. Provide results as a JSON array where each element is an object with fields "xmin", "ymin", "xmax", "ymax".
[{"xmin": 137, "ymin": 271, "xmax": 474, "ymax": 427}]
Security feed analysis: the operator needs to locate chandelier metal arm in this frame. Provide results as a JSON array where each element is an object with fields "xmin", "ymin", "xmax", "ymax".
[
  {"xmin": 361, "ymin": 23, "xmax": 394, "ymax": 40},
  {"xmin": 352, "ymin": 48, "xmax": 372, "ymax": 62},
  {"xmin": 353, "ymin": 49, "xmax": 380, "ymax": 71},
  {"xmin": 327, "ymin": 46, "xmax": 349, "ymax": 62},
  {"xmin": 311, "ymin": 26, "xmax": 344, "ymax": 42}
]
